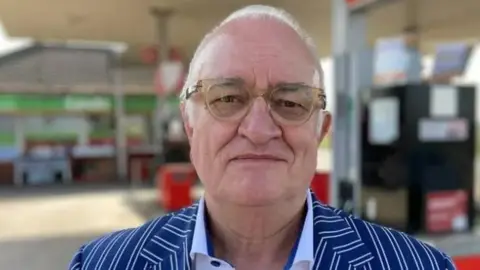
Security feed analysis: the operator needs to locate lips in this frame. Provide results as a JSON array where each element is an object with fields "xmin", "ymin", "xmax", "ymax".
[{"xmin": 232, "ymin": 154, "xmax": 285, "ymax": 161}]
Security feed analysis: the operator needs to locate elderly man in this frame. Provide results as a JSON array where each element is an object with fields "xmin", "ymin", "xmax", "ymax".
[{"xmin": 70, "ymin": 5, "xmax": 456, "ymax": 270}]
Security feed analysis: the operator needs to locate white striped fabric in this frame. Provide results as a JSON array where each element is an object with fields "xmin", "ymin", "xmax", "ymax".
[{"xmin": 69, "ymin": 191, "xmax": 456, "ymax": 270}]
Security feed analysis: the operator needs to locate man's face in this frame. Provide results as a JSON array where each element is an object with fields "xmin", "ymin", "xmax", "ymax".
[{"xmin": 183, "ymin": 18, "xmax": 331, "ymax": 205}]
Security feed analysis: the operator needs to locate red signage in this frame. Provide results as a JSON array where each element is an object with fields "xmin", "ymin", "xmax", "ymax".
[
  {"xmin": 425, "ymin": 190, "xmax": 468, "ymax": 233},
  {"xmin": 140, "ymin": 46, "xmax": 183, "ymax": 64},
  {"xmin": 345, "ymin": 0, "xmax": 376, "ymax": 9},
  {"xmin": 126, "ymin": 137, "xmax": 144, "ymax": 146},
  {"xmin": 311, "ymin": 172, "xmax": 330, "ymax": 204},
  {"xmin": 154, "ymin": 61, "xmax": 185, "ymax": 96},
  {"xmin": 140, "ymin": 47, "xmax": 158, "ymax": 65},
  {"xmin": 345, "ymin": 0, "xmax": 359, "ymax": 4},
  {"xmin": 345, "ymin": 0, "xmax": 396, "ymax": 12},
  {"xmin": 89, "ymin": 138, "xmax": 115, "ymax": 145}
]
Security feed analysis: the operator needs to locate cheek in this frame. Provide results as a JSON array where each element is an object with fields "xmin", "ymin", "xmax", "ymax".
[
  {"xmin": 285, "ymin": 131, "xmax": 317, "ymax": 157},
  {"xmin": 282, "ymin": 127, "xmax": 317, "ymax": 190},
  {"xmin": 189, "ymin": 112, "xmax": 238, "ymax": 177},
  {"xmin": 283, "ymin": 122, "xmax": 318, "ymax": 165},
  {"xmin": 190, "ymin": 115, "xmax": 213, "ymax": 164}
]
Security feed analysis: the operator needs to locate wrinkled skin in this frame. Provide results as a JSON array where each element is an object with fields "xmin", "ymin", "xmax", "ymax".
[{"xmin": 182, "ymin": 18, "xmax": 331, "ymax": 207}]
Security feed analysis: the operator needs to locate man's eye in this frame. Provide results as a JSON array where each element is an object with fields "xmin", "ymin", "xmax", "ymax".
[
  {"xmin": 279, "ymin": 100, "xmax": 300, "ymax": 107},
  {"xmin": 219, "ymin": 96, "xmax": 238, "ymax": 103},
  {"xmin": 211, "ymin": 95, "xmax": 245, "ymax": 104},
  {"xmin": 273, "ymin": 99, "xmax": 304, "ymax": 109}
]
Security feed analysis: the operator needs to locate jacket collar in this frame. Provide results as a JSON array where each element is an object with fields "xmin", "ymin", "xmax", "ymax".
[
  {"xmin": 140, "ymin": 191, "xmax": 374, "ymax": 269},
  {"xmin": 190, "ymin": 190, "xmax": 315, "ymax": 267}
]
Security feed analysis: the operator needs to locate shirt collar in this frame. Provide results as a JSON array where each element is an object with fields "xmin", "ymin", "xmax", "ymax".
[{"xmin": 190, "ymin": 190, "xmax": 314, "ymax": 266}]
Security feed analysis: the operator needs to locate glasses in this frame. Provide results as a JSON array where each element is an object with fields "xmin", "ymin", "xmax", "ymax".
[{"xmin": 185, "ymin": 78, "xmax": 326, "ymax": 125}]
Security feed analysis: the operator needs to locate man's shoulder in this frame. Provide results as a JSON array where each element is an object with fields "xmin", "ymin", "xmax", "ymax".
[
  {"xmin": 84, "ymin": 215, "xmax": 169, "ymax": 250},
  {"xmin": 327, "ymin": 207, "xmax": 455, "ymax": 269},
  {"xmin": 69, "ymin": 204, "xmax": 197, "ymax": 270}
]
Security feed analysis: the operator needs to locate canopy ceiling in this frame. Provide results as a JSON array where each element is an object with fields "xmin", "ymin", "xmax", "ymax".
[{"xmin": 0, "ymin": 0, "xmax": 478, "ymax": 63}]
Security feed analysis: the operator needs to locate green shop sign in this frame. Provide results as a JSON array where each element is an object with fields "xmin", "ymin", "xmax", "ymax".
[
  {"xmin": 124, "ymin": 95, "xmax": 156, "ymax": 113},
  {"xmin": 0, "ymin": 133, "xmax": 16, "ymax": 146},
  {"xmin": 25, "ymin": 132, "xmax": 79, "ymax": 142},
  {"xmin": 64, "ymin": 96, "xmax": 111, "ymax": 112},
  {"xmin": 0, "ymin": 94, "xmax": 179, "ymax": 114},
  {"xmin": 0, "ymin": 94, "xmax": 112, "ymax": 113},
  {"xmin": 123, "ymin": 95, "xmax": 180, "ymax": 113}
]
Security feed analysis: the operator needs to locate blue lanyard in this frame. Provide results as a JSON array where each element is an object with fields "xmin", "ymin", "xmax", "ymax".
[{"xmin": 206, "ymin": 231, "xmax": 301, "ymax": 270}]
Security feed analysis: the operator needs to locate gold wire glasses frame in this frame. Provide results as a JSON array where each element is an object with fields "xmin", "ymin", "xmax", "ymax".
[{"xmin": 184, "ymin": 78, "xmax": 327, "ymax": 125}]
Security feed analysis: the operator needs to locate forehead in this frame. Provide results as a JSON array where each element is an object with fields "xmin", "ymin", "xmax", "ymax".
[{"xmin": 195, "ymin": 18, "xmax": 321, "ymax": 87}]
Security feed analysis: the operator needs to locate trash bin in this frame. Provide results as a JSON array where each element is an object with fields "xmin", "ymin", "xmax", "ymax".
[
  {"xmin": 157, "ymin": 163, "xmax": 196, "ymax": 212},
  {"xmin": 311, "ymin": 171, "xmax": 329, "ymax": 204}
]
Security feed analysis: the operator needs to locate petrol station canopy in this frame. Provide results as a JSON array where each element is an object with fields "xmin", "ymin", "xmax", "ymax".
[{"xmin": 0, "ymin": 0, "xmax": 478, "ymax": 64}]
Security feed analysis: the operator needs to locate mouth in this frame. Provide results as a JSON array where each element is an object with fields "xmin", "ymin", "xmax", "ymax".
[{"xmin": 231, "ymin": 154, "xmax": 285, "ymax": 162}]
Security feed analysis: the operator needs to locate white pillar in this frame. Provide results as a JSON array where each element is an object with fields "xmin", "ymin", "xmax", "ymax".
[
  {"xmin": 150, "ymin": 8, "xmax": 174, "ymax": 156},
  {"xmin": 331, "ymin": 0, "xmax": 350, "ymax": 209},
  {"xmin": 114, "ymin": 61, "xmax": 128, "ymax": 181},
  {"xmin": 331, "ymin": 0, "xmax": 370, "ymax": 214}
]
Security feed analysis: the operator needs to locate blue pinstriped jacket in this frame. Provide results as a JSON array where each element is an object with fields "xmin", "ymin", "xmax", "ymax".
[{"xmin": 69, "ymin": 192, "xmax": 456, "ymax": 270}]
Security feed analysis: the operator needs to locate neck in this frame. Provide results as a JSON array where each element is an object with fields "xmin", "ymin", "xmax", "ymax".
[{"xmin": 204, "ymin": 192, "xmax": 307, "ymax": 268}]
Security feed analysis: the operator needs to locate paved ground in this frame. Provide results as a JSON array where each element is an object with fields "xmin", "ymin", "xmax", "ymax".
[
  {"xmin": 0, "ymin": 184, "xmax": 205, "ymax": 270},
  {"xmin": 0, "ymin": 185, "xmax": 145, "ymax": 270}
]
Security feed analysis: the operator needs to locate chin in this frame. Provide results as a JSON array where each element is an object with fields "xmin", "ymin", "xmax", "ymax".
[
  {"xmin": 223, "ymin": 181, "xmax": 285, "ymax": 206},
  {"xmin": 229, "ymin": 193, "xmax": 281, "ymax": 206},
  {"xmin": 209, "ymin": 169, "xmax": 291, "ymax": 205}
]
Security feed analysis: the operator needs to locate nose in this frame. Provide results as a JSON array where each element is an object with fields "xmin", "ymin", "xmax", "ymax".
[{"xmin": 238, "ymin": 97, "xmax": 282, "ymax": 145}]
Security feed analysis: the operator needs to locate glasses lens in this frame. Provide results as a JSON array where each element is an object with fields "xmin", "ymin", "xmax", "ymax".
[
  {"xmin": 269, "ymin": 85, "xmax": 314, "ymax": 122},
  {"xmin": 205, "ymin": 80, "xmax": 250, "ymax": 119}
]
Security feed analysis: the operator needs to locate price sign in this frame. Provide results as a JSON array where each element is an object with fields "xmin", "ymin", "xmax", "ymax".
[
  {"xmin": 431, "ymin": 42, "xmax": 472, "ymax": 82},
  {"xmin": 426, "ymin": 190, "xmax": 468, "ymax": 233}
]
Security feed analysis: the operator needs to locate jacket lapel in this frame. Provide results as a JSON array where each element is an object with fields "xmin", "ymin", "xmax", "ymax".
[
  {"xmin": 139, "ymin": 193, "xmax": 375, "ymax": 270},
  {"xmin": 310, "ymin": 192, "xmax": 375, "ymax": 269},
  {"xmin": 139, "ymin": 202, "xmax": 198, "ymax": 270}
]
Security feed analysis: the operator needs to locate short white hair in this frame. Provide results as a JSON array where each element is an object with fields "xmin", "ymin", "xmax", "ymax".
[{"xmin": 181, "ymin": 5, "xmax": 324, "ymax": 128}]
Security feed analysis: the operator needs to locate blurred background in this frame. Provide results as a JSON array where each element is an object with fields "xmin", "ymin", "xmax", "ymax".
[{"xmin": 0, "ymin": 0, "xmax": 480, "ymax": 269}]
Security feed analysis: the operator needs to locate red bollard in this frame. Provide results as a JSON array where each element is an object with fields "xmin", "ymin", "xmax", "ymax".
[
  {"xmin": 156, "ymin": 163, "xmax": 196, "ymax": 212},
  {"xmin": 311, "ymin": 171, "xmax": 330, "ymax": 204}
]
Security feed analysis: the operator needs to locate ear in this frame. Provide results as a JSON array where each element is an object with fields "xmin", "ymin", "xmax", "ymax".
[
  {"xmin": 316, "ymin": 111, "xmax": 332, "ymax": 146},
  {"xmin": 180, "ymin": 102, "xmax": 194, "ymax": 142}
]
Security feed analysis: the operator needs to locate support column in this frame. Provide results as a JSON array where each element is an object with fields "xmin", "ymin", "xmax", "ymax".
[
  {"xmin": 150, "ymin": 7, "xmax": 174, "ymax": 156},
  {"xmin": 404, "ymin": 0, "xmax": 419, "ymax": 29},
  {"xmin": 346, "ymin": 13, "xmax": 370, "ymax": 215},
  {"xmin": 403, "ymin": 0, "xmax": 421, "ymax": 51},
  {"xmin": 150, "ymin": 8, "xmax": 173, "ymax": 63},
  {"xmin": 113, "ymin": 45, "xmax": 128, "ymax": 182},
  {"xmin": 331, "ymin": 0, "xmax": 350, "ymax": 210},
  {"xmin": 331, "ymin": 0, "xmax": 370, "ymax": 215}
]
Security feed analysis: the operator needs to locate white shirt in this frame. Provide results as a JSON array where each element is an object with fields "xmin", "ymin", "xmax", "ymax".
[{"xmin": 189, "ymin": 191, "xmax": 314, "ymax": 270}]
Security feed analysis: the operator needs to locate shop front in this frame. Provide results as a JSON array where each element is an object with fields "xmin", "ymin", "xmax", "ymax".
[
  {"xmin": 125, "ymin": 95, "xmax": 180, "ymax": 184},
  {"xmin": 0, "ymin": 130, "xmax": 18, "ymax": 185},
  {"xmin": 0, "ymin": 93, "xmax": 163, "ymax": 185}
]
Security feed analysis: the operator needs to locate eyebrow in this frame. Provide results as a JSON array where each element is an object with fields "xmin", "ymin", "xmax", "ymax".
[
  {"xmin": 219, "ymin": 77, "xmax": 246, "ymax": 83},
  {"xmin": 273, "ymin": 82, "xmax": 325, "ymax": 96},
  {"xmin": 273, "ymin": 81, "xmax": 309, "ymax": 88}
]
